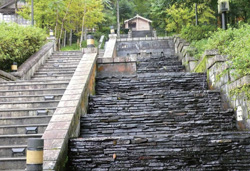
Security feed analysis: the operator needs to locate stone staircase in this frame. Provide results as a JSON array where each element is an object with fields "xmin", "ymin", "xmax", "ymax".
[
  {"xmin": 67, "ymin": 43, "xmax": 248, "ymax": 170},
  {"xmin": 0, "ymin": 51, "xmax": 82, "ymax": 170}
]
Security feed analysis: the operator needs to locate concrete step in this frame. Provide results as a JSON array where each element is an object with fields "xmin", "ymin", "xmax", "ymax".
[
  {"xmin": 0, "ymin": 80, "xmax": 70, "ymax": 85},
  {"xmin": 0, "ymin": 124, "xmax": 47, "ymax": 135},
  {"xmin": 0, "ymin": 145, "xmax": 26, "ymax": 158},
  {"xmin": 40, "ymin": 64, "xmax": 79, "ymax": 68},
  {"xmin": 53, "ymin": 51, "xmax": 82, "ymax": 55},
  {"xmin": 0, "ymin": 157, "xmax": 26, "ymax": 170},
  {"xmin": 0, "ymin": 94, "xmax": 63, "ymax": 102},
  {"xmin": 45, "ymin": 60, "xmax": 80, "ymax": 65},
  {"xmin": 33, "ymin": 73, "xmax": 74, "ymax": 78},
  {"xmin": 0, "ymin": 107, "xmax": 56, "ymax": 117},
  {"xmin": 47, "ymin": 59, "xmax": 81, "ymax": 63},
  {"xmin": 0, "ymin": 100, "xmax": 60, "ymax": 109},
  {"xmin": 38, "ymin": 66, "xmax": 77, "ymax": 71},
  {"xmin": 0, "ymin": 116, "xmax": 51, "ymax": 125},
  {"xmin": 0, "ymin": 88, "xmax": 65, "ymax": 96},
  {"xmin": 31, "ymin": 76, "xmax": 73, "ymax": 80},
  {"xmin": 0, "ymin": 134, "xmax": 42, "ymax": 145},
  {"xmin": 0, "ymin": 82, "xmax": 68, "ymax": 90}
]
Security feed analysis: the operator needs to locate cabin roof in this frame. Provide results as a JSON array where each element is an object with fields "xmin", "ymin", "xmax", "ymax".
[{"xmin": 124, "ymin": 14, "xmax": 152, "ymax": 23}]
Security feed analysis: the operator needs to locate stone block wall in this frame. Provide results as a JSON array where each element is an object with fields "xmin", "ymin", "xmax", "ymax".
[
  {"xmin": 117, "ymin": 37, "xmax": 174, "ymax": 57},
  {"xmin": 174, "ymin": 36, "xmax": 250, "ymax": 130},
  {"xmin": 97, "ymin": 57, "xmax": 137, "ymax": 77}
]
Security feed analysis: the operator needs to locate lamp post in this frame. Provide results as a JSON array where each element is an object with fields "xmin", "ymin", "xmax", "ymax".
[
  {"xmin": 49, "ymin": 29, "xmax": 54, "ymax": 37},
  {"xmin": 218, "ymin": 0, "xmax": 230, "ymax": 30},
  {"xmin": 110, "ymin": 26, "xmax": 115, "ymax": 34}
]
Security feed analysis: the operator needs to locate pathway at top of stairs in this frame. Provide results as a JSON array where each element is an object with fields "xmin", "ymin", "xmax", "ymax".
[
  {"xmin": 67, "ymin": 42, "xmax": 246, "ymax": 170},
  {"xmin": 0, "ymin": 51, "xmax": 82, "ymax": 170}
]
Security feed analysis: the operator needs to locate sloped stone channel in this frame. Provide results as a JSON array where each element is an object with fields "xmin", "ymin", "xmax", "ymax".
[{"xmin": 68, "ymin": 40, "xmax": 250, "ymax": 170}]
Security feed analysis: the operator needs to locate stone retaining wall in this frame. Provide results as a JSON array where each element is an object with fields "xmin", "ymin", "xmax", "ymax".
[
  {"xmin": 174, "ymin": 36, "xmax": 250, "ymax": 130},
  {"xmin": 42, "ymin": 53, "xmax": 97, "ymax": 170},
  {"xmin": 97, "ymin": 56, "xmax": 137, "ymax": 77},
  {"xmin": 117, "ymin": 37, "xmax": 174, "ymax": 57}
]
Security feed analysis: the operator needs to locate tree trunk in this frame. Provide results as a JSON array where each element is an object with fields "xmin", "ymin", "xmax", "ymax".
[
  {"xmin": 117, "ymin": 0, "xmax": 120, "ymax": 37},
  {"xmin": 14, "ymin": 0, "xmax": 18, "ymax": 23},
  {"xmin": 70, "ymin": 29, "xmax": 72, "ymax": 46},
  {"xmin": 80, "ymin": 1, "xmax": 87, "ymax": 48},
  {"xmin": 55, "ymin": 10, "xmax": 59, "ymax": 50},
  {"xmin": 58, "ymin": 0, "xmax": 72, "ymax": 50},
  {"xmin": 63, "ymin": 30, "xmax": 67, "ymax": 47},
  {"xmin": 84, "ymin": 27, "xmax": 87, "ymax": 40}
]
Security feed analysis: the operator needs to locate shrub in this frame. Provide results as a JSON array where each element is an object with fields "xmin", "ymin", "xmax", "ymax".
[
  {"xmin": 188, "ymin": 39, "xmax": 209, "ymax": 60},
  {"xmin": 180, "ymin": 25, "xmax": 217, "ymax": 42},
  {"xmin": 0, "ymin": 23, "xmax": 46, "ymax": 71},
  {"xmin": 206, "ymin": 24, "xmax": 250, "ymax": 76}
]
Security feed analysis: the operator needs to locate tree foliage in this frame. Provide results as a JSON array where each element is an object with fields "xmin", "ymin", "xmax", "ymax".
[
  {"xmin": 0, "ymin": 23, "xmax": 46, "ymax": 71},
  {"xmin": 165, "ymin": 3, "xmax": 215, "ymax": 33},
  {"xmin": 18, "ymin": 0, "xmax": 104, "ymax": 49}
]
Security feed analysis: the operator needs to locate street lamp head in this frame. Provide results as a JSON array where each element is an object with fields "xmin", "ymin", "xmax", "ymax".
[
  {"xmin": 49, "ymin": 29, "xmax": 54, "ymax": 37},
  {"xmin": 218, "ymin": 0, "xmax": 230, "ymax": 14},
  {"xmin": 110, "ymin": 26, "xmax": 115, "ymax": 34}
]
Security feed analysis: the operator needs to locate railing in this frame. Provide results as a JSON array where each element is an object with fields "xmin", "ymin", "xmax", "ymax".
[
  {"xmin": 11, "ymin": 40, "xmax": 56, "ymax": 80},
  {"xmin": 0, "ymin": 70, "xmax": 17, "ymax": 81}
]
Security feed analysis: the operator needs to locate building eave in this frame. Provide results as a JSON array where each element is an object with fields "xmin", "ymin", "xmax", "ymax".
[{"xmin": 124, "ymin": 14, "xmax": 152, "ymax": 24}]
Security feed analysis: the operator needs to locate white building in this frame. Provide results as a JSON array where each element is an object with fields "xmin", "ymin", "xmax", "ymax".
[{"xmin": 0, "ymin": 0, "xmax": 30, "ymax": 25}]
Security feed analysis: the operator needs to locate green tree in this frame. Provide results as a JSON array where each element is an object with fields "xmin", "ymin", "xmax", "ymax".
[
  {"xmin": 18, "ymin": 0, "xmax": 104, "ymax": 49},
  {"xmin": 165, "ymin": 2, "xmax": 215, "ymax": 33}
]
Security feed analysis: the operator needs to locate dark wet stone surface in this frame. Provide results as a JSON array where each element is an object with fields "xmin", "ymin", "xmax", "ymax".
[{"xmin": 67, "ymin": 40, "xmax": 244, "ymax": 170}]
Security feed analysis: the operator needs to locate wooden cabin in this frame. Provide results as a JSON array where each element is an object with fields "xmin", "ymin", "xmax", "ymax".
[{"xmin": 124, "ymin": 14, "xmax": 152, "ymax": 31}]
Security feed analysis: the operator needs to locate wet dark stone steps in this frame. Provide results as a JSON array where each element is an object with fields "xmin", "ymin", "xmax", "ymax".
[
  {"xmin": 96, "ymin": 73, "xmax": 208, "ymax": 95},
  {"xmin": 69, "ymin": 132, "xmax": 250, "ymax": 170},
  {"xmin": 80, "ymin": 109, "xmax": 235, "ymax": 137},
  {"xmin": 137, "ymin": 55, "xmax": 185, "ymax": 73},
  {"xmin": 68, "ymin": 39, "xmax": 241, "ymax": 170}
]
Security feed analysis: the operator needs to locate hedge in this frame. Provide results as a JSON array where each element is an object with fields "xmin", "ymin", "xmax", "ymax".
[{"xmin": 0, "ymin": 23, "xmax": 47, "ymax": 71}]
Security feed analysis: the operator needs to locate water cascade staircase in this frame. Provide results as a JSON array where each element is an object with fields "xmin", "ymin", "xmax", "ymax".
[
  {"xmin": 0, "ymin": 51, "xmax": 82, "ymax": 170},
  {"xmin": 69, "ymin": 45, "xmax": 250, "ymax": 170}
]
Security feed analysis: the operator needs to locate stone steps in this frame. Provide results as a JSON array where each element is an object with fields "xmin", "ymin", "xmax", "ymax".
[
  {"xmin": 0, "ymin": 157, "xmax": 26, "ymax": 170},
  {"xmin": 0, "ymin": 80, "xmax": 70, "ymax": 85},
  {"xmin": 0, "ymin": 100, "xmax": 59, "ymax": 109},
  {"xmin": 68, "ymin": 38, "xmax": 242, "ymax": 170},
  {"xmin": 39, "ymin": 64, "xmax": 79, "ymax": 68},
  {"xmin": 0, "ymin": 88, "xmax": 65, "ymax": 96},
  {"xmin": 0, "ymin": 107, "xmax": 56, "ymax": 117},
  {"xmin": 0, "ymin": 50, "xmax": 83, "ymax": 170},
  {"xmin": 0, "ymin": 82, "xmax": 68, "ymax": 90},
  {"xmin": 32, "ymin": 76, "xmax": 73, "ymax": 80},
  {"xmin": 81, "ymin": 109, "xmax": 235, "ymax": 137},
  {"xmin": 69, "ymin": 132, "xmax": 250, "ymax": 170},
  {"xmin": 0, "ymin": 94, "xmax": 62, "ymax": 102},
  {"xmin": 0, "ymin": 124, "xmax": 47, "ymax": 135},
  {"xmin": 0, "ymin": 134, "xmax": 42, "ymax": 145},
  {"xmin": 96, "ymin": 73, "xmax": 208, "ymax": 95},
  {"xmin": 34, "ymin": 71, "xmax": 75, "ymax": 75},
  {"xmin": 88, "ymin": 90, "xmax": 222, "ymax": 114},
  {"xmin": 0, "ymin": 145, "xmax": 27, "ymax": 158},
  {"xmin": 0, "ymin": 116, "xmax": 51, "ymax": 125},
  {"xmin": 38, "ymin": 68, "xmax": 77, "ymax": 72}
]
